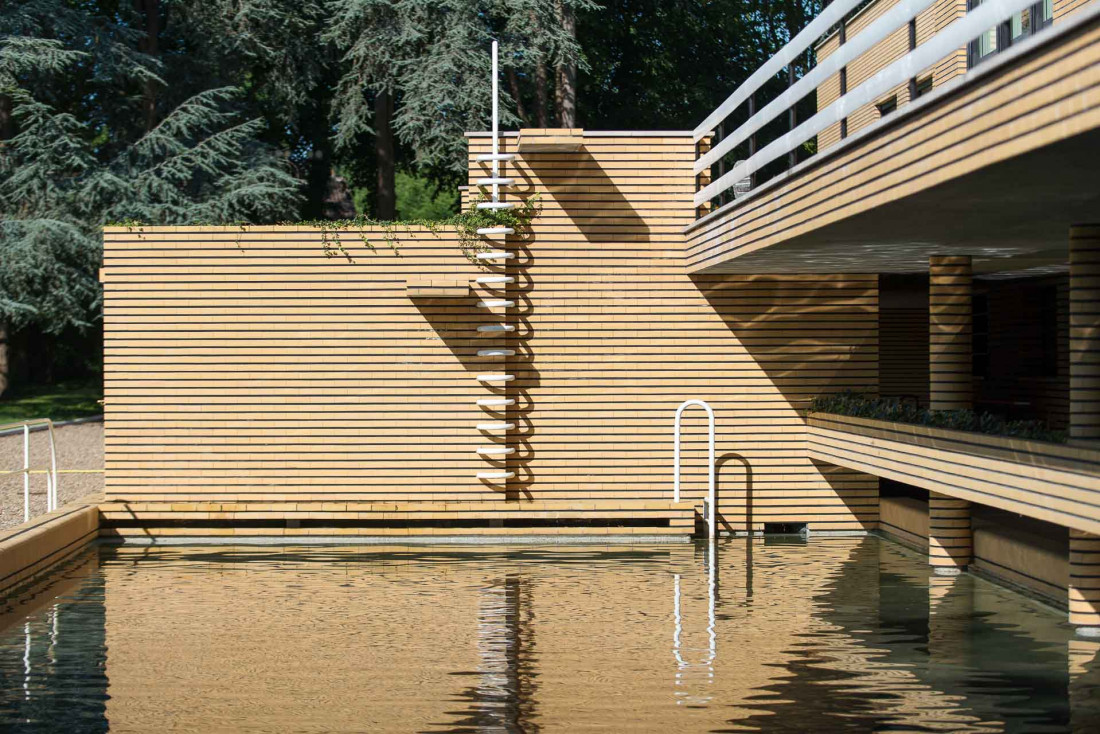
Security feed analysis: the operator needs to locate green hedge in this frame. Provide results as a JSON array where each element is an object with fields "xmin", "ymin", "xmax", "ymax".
[{"xmin": 808, "ymin": 392, "xmax": 1066, "ymax": 444}]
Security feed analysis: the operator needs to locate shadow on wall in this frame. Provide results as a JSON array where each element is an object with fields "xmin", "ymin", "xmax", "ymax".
[
  {"xmin": 409, "ymin": 204, "xmax": 540, "ymax": 500},
  {"xmin": 694, "ymin": 273, "xmax": 881, "ymax": 531},
  {"xmin": 520, "ymin": 147, "xmax": 650, "ymax": 243},
  {"xmin": 813, "ymin": 459, "xmax": 880, "ymax": 530},
  {"xmin": 410, "ymin": 293, "xmax": 485, "ymax": 369},
  {"xmin": 716, "ymin": 452, "xmax": 752, "ymax": 535},
  {"xmin": 693, "ymin": 273, "xmax": 879, "ymax": 413},
  {"xmin": 505, "ymin": 234, "xmax": 540, "ymax": 501}
]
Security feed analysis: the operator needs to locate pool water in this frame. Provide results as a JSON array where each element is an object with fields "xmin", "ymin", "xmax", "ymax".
[{"xmin": 0, "ymin": 536, "xmax": 1097, "ymax": 732}]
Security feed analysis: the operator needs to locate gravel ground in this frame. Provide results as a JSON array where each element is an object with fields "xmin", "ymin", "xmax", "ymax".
[{"xmin": 0, "ymin": 421, "xmax": 103, "ymax": 531}]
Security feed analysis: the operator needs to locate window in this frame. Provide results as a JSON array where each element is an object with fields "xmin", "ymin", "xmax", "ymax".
[
  {"xmin": 876, "ymin": 95, "xmax": 898, "ymax": 117},
  {"xmin": 968, "ymin": 0, "xmax": 1053, "ymax": 68},
  {"xmin": 913, "ymin": 75, "xmax": 933, "ymax": 99},
  {"xmin": 1038, "ymin": 285, "xmax": 1059, "ymax": 377},
  {"xmin": 973, "ymin": 293, "xmax": 990, "ymax": 377}
]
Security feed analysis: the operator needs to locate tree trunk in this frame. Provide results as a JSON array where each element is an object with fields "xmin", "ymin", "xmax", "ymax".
[
  {"xmin": 555, "ymin": 1, "xmax": 577, "ymax": 128},
  {"xmin": 531, "ymin": 10, "xmax": 550, "ymax": 127},
  {"xmin": 134, "ymin": 0, "xmax": 160, "ymax": 132},
  {"xmin": 534, "ymin": 61, "xmax": 550, "ymax": 127},
  {"xmin": 507, "ymin": 69, "xmax": 531, "ymax": 127},
  {"xmin": 0, "ymin": 323, "xmax": 8, "ymax": 399},
  {"xmin": 0, "ymin": 93, "xmax": 11, "ymax": 142},
  {"xmin": 374, "ymin": 90, "xmax": 396, "ymax": 220}
]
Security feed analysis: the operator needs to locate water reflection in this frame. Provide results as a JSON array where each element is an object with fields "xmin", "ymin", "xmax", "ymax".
[
  {"xmin": 0, "ymin": 538, "xmax": 1095, "ymax": 732},
  {"xmin": 442, "ymin": 577, "xmax": 539, "ymax": 733},
  {"xmin": 673, "ymin": 539, "xmax": 716, "ymax": 706}
]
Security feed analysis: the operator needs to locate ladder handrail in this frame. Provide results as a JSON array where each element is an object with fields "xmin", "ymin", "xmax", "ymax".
[
  {"xmin": 0, "ymin": 418, "xmax": 59, "ymax": 521},
  {"xmin": 673, "ymin": 399, "xmax": 716, "ymax": 538}
]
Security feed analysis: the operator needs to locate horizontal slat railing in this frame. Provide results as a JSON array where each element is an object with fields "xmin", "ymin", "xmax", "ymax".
[
  {"xmin": 694, "ymin": 0, "xmax": 1046, "ymax": 209},
  {"xmin": 693, "ymin": 0, "xmax": 867, "ymax": 141},
  {"xmin": 694, "ymin": 0, "xmax": 941, "ymax": 176}
]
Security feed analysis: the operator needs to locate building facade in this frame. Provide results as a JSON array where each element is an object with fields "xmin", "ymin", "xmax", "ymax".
[{"xmin": 100, "ymin": 0, "xmax": 1100, "ymax": 631}]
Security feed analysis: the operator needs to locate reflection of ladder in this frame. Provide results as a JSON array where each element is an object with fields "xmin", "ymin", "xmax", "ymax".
[
  {"xmin": 673, "ymin": 400, "xmax": 716, "ymax": 537},
  {"xmin": 673, "ymin": 539, "xmax": 717, "ymax": 705},
  {"xmin": 475, "ymin": 40, "xmax": 518, "ymax": 484}
]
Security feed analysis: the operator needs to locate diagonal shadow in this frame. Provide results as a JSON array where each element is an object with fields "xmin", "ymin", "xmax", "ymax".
[{"xmin": 522, "ymin": 148, "xmax": 650, "ymax": 243}]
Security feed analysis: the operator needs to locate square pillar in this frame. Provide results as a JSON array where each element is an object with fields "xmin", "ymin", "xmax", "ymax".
[
  {"xmin": 929, "ymin": 256, "xmax": 973, "ymax": 411},
  {"xmin": 1070, "ymin": 225, "xmax": 1100, "ymax": 445},
  {"xmin": 929, "ymin": 492, "xmax": 972, "ymax": 574},
  {"xmin": 1070, "ymin": 529, "xmax": 1100, "ymax": 636}
]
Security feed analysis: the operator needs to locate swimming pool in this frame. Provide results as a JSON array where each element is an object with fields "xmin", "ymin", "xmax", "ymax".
[{"xmin": 0, "ymin": 536, "xmax": 1097, "ymax": 732}]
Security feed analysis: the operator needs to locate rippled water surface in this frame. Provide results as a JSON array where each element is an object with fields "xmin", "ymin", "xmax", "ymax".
[{"xmin": 0, "ymin": 537, "xmax": 1098, "ymax": 732}]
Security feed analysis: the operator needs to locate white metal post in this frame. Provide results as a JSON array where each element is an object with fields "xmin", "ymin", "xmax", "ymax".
[
  {"xmin": 48, "ymin": 422, "xmax": 58, "ymax": 511},
  {"xmin": 23, "ymin": 424, "xmax": 29, "ymax": 522},
  {"xmin": 491, "ymin": 40, "xmax": 499, "ymax": 205},
  {"xmin": 673, "ymin": 399, "xmax": 716, "ymax": 538},
  {"xmin": 2, "ymin": 418, "xmax": 61, "ymax": 521}
]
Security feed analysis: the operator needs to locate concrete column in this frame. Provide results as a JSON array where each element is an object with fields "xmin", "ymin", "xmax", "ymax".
[
  {"xmin": 1070, "ymin": 225, "xmax": 1100, "ymax": 444},
  {"xmin": 929, "ymin": 492, "xmax": 972, "ymax": 574},
  {"xmin": 928, "ymin": 256, "xmax": 973, "ymax": 573},
  {"xmin": 929, "ymin": 255, "xmax": 973, "ymax": 411},
  {"xmin": 1070, "ymin": 529, "xmax": 1100, "ymax": 636}
]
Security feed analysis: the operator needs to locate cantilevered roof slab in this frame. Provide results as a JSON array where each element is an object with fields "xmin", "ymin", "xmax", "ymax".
[{"xmin": 685, "ymin": 8, "xmax": 1100, "ymax": 277}]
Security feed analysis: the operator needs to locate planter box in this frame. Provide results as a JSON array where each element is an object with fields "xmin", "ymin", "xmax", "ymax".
[{"xmin": 807, "ymin": 412, "xmax": 1100, "ymax": 535}]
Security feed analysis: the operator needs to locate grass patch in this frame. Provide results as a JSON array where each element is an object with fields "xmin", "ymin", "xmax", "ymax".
[
  {"xmin": 0, "ymin": 380, "xmax": 103, "ymax": 425},
  {"xmin": 809, "ymin": 391, "xmax": 1066, "ymax": 444}
]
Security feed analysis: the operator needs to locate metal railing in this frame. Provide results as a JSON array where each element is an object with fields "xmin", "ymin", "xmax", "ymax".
[
  {"xmin": 693, "ymin": 0, "xmax": 1055, "ymax": 210},
  {"xmin": 0, "ymin": 419, "xmax": 59, "ymax": 522}
]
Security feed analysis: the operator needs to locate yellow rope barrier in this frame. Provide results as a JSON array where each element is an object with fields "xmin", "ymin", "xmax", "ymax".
[{"xmin": 0, "ymin": 469, "xmax": 103, "ymax": 475}]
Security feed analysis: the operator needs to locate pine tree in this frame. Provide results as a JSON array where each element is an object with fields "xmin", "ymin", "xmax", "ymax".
[
  {"xmin": 0, "ymin": 3, "xmax": 300, "ymax": 395},
  {"xmin": 325, "ymin": 0, "xmax": 597, "ymax": 218}
]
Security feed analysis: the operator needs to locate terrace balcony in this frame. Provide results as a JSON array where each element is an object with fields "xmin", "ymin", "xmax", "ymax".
[
  {"xmin": 807, "ymin": 411, "xmax": 1100, "ymax": 535},
  {"xmin": 686, "ymin": 0, "xmax": 1100, "ymax": 277},
  {"xmin": 683, "ymin": 0, "xmax": 1100, "ymax": 624}
]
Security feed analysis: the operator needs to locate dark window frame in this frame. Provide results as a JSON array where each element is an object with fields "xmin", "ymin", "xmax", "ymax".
[
  {"xmin": 876, "ymin": 95, "xmax": 898, "ymax": 117},
  {"xmin": 968, "ymin": 0, "xmax": 1053, "ymax": 68}
]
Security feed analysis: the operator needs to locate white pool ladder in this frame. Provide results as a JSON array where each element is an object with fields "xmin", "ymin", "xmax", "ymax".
[
  {"xmin": 475, "ymin": 39, "xmax": 517, "ymax": 483},
  {"xmin": 673, "ymin": 400, "xmax": 716, "ymax": 538}
]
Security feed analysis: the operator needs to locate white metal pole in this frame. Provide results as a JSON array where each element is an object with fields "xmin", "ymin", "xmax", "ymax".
[
  {"xmin": 47, "ymin": 422, "xmax": 58, "ymax": 511},
  {"xmin": 491, "ymin": 40, "xmax": 500, "ymax": 204},
  {"xmin": 708, "ymin": 417, "xmax": 716, "ymax": 540},
  {"xmin": 23, "ymin": 425, "xmax": 29, "ymax": 522},
  {"xmin": 674, "ymin": 409, "xmax": 682, "ymax": 503}
]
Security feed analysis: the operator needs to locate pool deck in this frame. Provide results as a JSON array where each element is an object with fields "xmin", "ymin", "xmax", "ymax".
[{"xmin": 0, "ymin": 493, "xmax": 100, "ymax": 598}]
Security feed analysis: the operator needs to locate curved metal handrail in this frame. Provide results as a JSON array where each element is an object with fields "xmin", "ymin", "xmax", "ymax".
[
  {"xmin": 674, "ymin": 400, "xmax": 716, "ymax": 538},
  {"xmin": 0, "ymin": 418, "xmax": 59, "ymax": 521}
]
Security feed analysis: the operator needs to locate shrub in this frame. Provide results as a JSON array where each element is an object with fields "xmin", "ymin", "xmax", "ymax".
[{"xmin": 808, "ymin": 392, "xmax": 1067, "ymax": 443}]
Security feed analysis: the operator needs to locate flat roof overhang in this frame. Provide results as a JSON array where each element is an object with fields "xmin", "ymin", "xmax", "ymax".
[{"xmin": 686, "ymin": 7, "xmax": 1100, "ymax": 278}]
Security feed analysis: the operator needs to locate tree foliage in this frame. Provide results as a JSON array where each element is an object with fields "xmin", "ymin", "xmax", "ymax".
[
  {"xmin": 1, "ymin": 0, "xmax": 834, "ymax": 384},
  {"xmin": 0, "ymin": 3, "xmax": 299, "ymax": 334},
  {"xmin": 578, "ymin": 0, "xmax": 821, "ymax": 130},
  {"xmin": 326, "ymin": 0, "xmax": 596, "ymax": 175}
]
